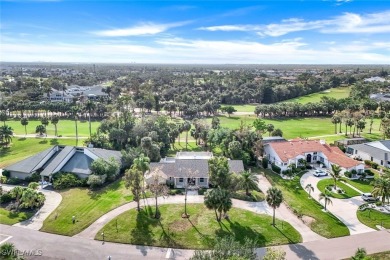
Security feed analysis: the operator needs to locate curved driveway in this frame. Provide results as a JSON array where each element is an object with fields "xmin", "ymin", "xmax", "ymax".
[
  {"xmin": 2, "ymin": 184, "xmax": 62, "ymax": 230},
  {"xmin": 300, "ymin": 173, "xmax": 375, "ymax": 235}
]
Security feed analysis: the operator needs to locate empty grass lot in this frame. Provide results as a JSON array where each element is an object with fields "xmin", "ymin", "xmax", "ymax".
[
  {"xmin": 265, "ymin": 170, "xmax": 349, "ymax": 238},
  {"xmin": 357, "ymin": 208, "xmax": 390, "ymax": 230},
  {"xmin": 317, "ymin": 179, "xmax": 361, "ymax": 199},
  {"xmin": 95, "ymin": 204, "xmax": 302, "ymax": 249},
  {"xmin": 5, "ymin": 119, "xmax": 100, "ymax": 137},
  {"xmin": 0, "ymin": 208, "xmax": 34, "ymax": 225},
  {"xmin": 341, "ymin": 178, "xmax": 375, "ymax": 193},
  {"xmin": 41, "ymin": 180, "xmax": 133, "ymax": 236},
  {"xmin": 0, "ymin": 138, "xmax": 77, "ymax": 168},
  {"xmin": 285, "ymin": 87, "xmax": 351, "ymax": 104}
]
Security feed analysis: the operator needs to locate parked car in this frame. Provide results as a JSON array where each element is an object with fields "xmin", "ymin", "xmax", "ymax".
[
  {"xmin": 313, "ymin": 170, "xmax": 328, "ymax": 177},
  {"xmin": 361, "ymin": 193, "xmax": 378, "ymax": 202}
]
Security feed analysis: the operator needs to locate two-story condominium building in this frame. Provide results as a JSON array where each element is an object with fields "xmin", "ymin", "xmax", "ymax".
[{"xmin": 264, "ymin": 138, "xmax": 364, "ymax": 173}]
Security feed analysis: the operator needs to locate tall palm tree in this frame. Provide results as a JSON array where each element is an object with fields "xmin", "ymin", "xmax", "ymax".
[
  {"xmin": 71, "ymin": 106, "xmax": 80, "ymax": 146},
  {"xmin": 305, "ymin": 183, "xmax": 314, "ymax": 198},
  {"xmin": 133, "ymin": 153, "xmax": 150, "ymax": 173},
  {"xmin": 181, "ymin": 121, "xmax": 191, "ymax": 150},
  {"xmin": 0, "ymin": 125, "xmax": 13, "ymax": 146},
  {"xmin": 372, "ymin": 177, "xmax": 390, "ymax": 205},
  {"xmin": 330, "ymin": 164, "xmax": 342, "ymax": 190},
  {"xmin": 266, "ymin": 187, "xmax": 283, "ymax": 226},
  {"xmin": 236, "ymin": 170, "xmax": 259, "ymax": 196},
  {"xmin": 331, "ymin": 114, "xmax": 341, "ymax": 134},
  {"xmin": 84, "ymin": 100, "xmax": 96, "ymax": 138},
  {"xmin": 319, "ymin": 192, "xmax": 333, "ymax": 211},
  {"xmin": 51, "ymin": 115, "xmax": 59, "ymax": 137},
  {"xmin": 266, "ymin": 124, "xmax": 274, "ymax": 136},
  {"xmin": 20, "ymin": 117, "xmax": 29, "ymax": 136},
  {"xmin": 204, "ymin": 188, "xmax": 232, "ymax": 222}
]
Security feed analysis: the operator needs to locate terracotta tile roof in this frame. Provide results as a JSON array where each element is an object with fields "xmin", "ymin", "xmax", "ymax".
[{"xmin": 268, "ymin": 139, "xmax": 361, "ymax": 168}]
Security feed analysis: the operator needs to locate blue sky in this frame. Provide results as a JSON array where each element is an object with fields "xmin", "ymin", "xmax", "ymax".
[{"xmin": 1, "ymin": 0, "xmax": 389, "ymax": 64}]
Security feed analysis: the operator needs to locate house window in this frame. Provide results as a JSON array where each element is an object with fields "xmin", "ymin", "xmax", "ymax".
[
  {"xmin": 371, "ymin": 157, "xmax": 373, "ymax": 161},
  {"xmin": 355, "ymin": 150, "xmax": 357, "ymax": 154},
  {"xmin": 313, "ymin": 156, "xmax": 317, "ymax": 161},
  {"xmin": 313, "ymin": 152, "xmax": 317, "ymax": 155},
  {"xmin": 179, "ymin": 178, "xmax": 183, "ymax": 182},
  {"xmin": 381, "ymin": 160, "xmax": 383, "ymax": 165},
  {"xmin": 199, "ymin": 178, "xmax": 204, "ymax": 182},
  {"xmin": 320, "ymin": 157, "xmax": 324, "ymax": 163}
]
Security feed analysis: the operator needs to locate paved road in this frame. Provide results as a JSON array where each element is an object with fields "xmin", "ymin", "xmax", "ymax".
[
  {"xmin": 1, "ymin": 225, "xmax": 389, "ymax": 260},
  {"xmin": 2, "ymin": 184, "xmax": 62, "ymax": 230},
  {"xmin": 300, "ymin": 173, "xmax": 375, "ymax": 235}
]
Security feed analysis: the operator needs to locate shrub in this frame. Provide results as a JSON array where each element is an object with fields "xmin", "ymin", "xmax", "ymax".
[
  {"xmin": 0, "ymin": 193, "xmax": 12, "ymax": 204},
  {"xmin": 271, "ymin": 163, "xmax": 281, "ymax": 174},
  {"xmin": 2, "ymin": 170, "xmax": 10, "ymax": 178},
  {"xmin": 364, "ymin": 160, "xmax": 372, "ymax": 166},
  {"xmin": 344, "ymin": 171, "xmax": 352, "ymax": 178},
  {"xmin": 198, "ymin": 188, "xmax": 207, "ymax": 195},
  {"xmin": 52, "ymin": 172, "xmax": 84, "ymax": 190},
  {"xmin": 351, "ymin": 169, "xmax": 357, "ymax": 175},
  {"xmin": 262, "ymin": 158, "xmax": 269, "ymax": 169},
  {"xmin": 25, "ymin": 172, "xmax": 41, "ymax": 183},
  {"xmin": 371, "ymin": 162, "xmax": 379, "ymax": 169},
  {"xmin": 168, "ymin": 189, "xmax": 183, "ymax": 195},
  {"xmin": 6, "ymin": 177, "xmax": 23, "ymax": 185},
  {"xmin": 306, "ymin": 165, "xmax": 313, "ymax": 169},
  {"xmin": 87, "ymin": 174, "xmax": 107, "ymax": 189},
  {"xmin": 375, "ymin": 201, "xmax": 382, "ymax": 206},
  {"xmin": 0, "ymin": 176, "xmax": 7, "ymax": 184},
  {"xmin": 365, "ymin": 169, "xmax": 375, "ymax": 176}
]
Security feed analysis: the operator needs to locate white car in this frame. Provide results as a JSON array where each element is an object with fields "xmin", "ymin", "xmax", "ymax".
[
  {"xmin": 361, "ymin": 193, "xmax": 378, "ymax": 202},
  {"xmin": 313, "ymin": 170, "xmax": 328, "ymax": 177}
]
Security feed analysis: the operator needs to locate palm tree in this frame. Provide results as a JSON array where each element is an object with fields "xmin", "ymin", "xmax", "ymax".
[
  {"xmin": 0, "ymin": 243, "xmax": 17, "ymax": 258},
  {"xmin": 181, "ymin": 121, "xmax": 191, "ymax": 150},
  {"xmin": 20, "ymin": 117, "xmax": 29, "ymax": 136},
  {"xmin": 266, "ymin": 124, "xmax": 274, "ymax": 136},
  {"xmin": 28, "ymin": 182, "xmax": 39, "ymax": 190},
  {"xmin": 35, "ymin": 125, "xmax": 46, "ymax": 136},
  {"xmin": 204, "ymin": 188, "xmax": 232, "ymax": 222},
  {"xmin": 51, "ymin": 115, "xmax": 59, "ymax": 137},
  {"xmin": 372, "ymin": 177, "xmax": 390, "ymax": 205},
  {"xmin": 0, "ymin": 125, "xmax": 13, "ymax": 147},
  {"xmin": 266, "ymin": 187, "xmax": 283, "ymax": 226},
  {"xmin": 133, "ymin": 153, "xmax": 150, "ymax": 173},
  {"xmin": 352, "ymin": 248, "xmax": 368, "ymax": 260},
  {"xmin": 0, "ymin": 112, "xmax": 7, "ymax": 126},
  {"xmin": 319, "ymin": 192, "xmax": 333, "ymax": 211},
  {"xmin": 330, "ymin": 164, "xmax": 342, "ymax": 190},
  {"xmin": 71, "ymin": 106, "xmax": 80, "ymax": 146},
  {"xmin": 10, "ymin": 186, "xmax": 24, "ymax": 204},
  {"xmin": 236, "ymin": 170, "xmax": 259, "ymax": 196},
  {"xmin": 331, "ymin": 114, "xmax": 341, "ymax": 134},
  {"xmin": 305, "ymin": 183, "xmax": 314, "ymax": 198},
  {"xmin": 84, "ymin": 100, "xmax": 96, "ymax": 138}
]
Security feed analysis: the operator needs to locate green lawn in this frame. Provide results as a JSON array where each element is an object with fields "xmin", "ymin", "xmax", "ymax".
[
  {"xmin": 285, "ymin": 87, "xmax": 351, "ymax": 104},
  {"xmin": 41, "ymin": 180, "xmax": 133, "ymax": 236},
  {"xmin": 357, "ymin": 208, "xmax": 390, "ymax": 230},
  {"xmin": 265, "ymin": 170, "xmax": 350, "ymax": 238},
  {"xmin": 0, "ymin": 138, "xmax": 78, "ymax": 168},
  {"xmin": 0, "ymin": 208, "xmax": 35, "ymax": 225},
  {"xmin": 5, "ymin": 119, "xmax": 100, "ymax": 137},
  {"xmin": 95, "ymin": 204, "xmax": 302, "ymax": 249},
  {"xmin": 231, "ymin": 190, "xmax": 265, "ymax": 202},
  {"xmin": 317, "ymin": 179, "xmax": 361, "ymax": 199},
  {"xmin": 167, "ymin": 141, "xmax": 202, "ymax": 156},
  {"xmin": 222, "ymin": 104, "xmax": 258, "ymax": 113},
  {"xmin": 341, "ymin": 178, "xmax": 374, "ymax": 193}
]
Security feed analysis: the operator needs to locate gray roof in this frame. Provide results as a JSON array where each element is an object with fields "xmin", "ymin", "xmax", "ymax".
[
  {"xmin": 61, "ymin": 152, "xmax": 93, "ymax": 175},
  {"xmin": 149, "ymin": 158, "xmax": 244, "ymax": 178},
  {"xmin": 41, "ymin": 146, "xmax": 75, "ymax": 176},
  {"xmin": 263, "ymin": 136, "xmax": 286, "ymax": 143},
  {"xmin": 86, "ymin": 147, "xmax": 122, "ymax": 164},
  {"xmin": 4, "ymin": 146, "xmax": 56, "ymax": 173},
  {"xmin": 348, "ymin": 141, "xmax": 390, "ymax": 160}
]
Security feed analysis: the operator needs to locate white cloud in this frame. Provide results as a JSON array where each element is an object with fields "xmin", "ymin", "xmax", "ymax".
[
  {"xmin": 198, "ymin": 10, "xmax": 390, "ymax": 36},
  {"xmin": 92, "ymin": 21, "xmax": 189, "ymax": 37},
  {"xmin": 1, "ymin": 37, "xmax": 389, "ymax": 64}
]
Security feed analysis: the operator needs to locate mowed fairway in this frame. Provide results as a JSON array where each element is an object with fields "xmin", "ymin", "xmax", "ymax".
[
  {"xmin": 0, "ymin": 138, "xmax": 78, "ymax": 168},
  {"xmin": 96, "ymin": 204, "xmax": 302, "ymax": 249},
  {"xmin": 4, "ymin": 119, "xmax": 100, "ymax": 137},
  {"xmin": 41, "ymin": 180, "xmax": 133, "ymax": 236},
  {"xmin": 285, "ymin": 86, "xmax": 351, "ymax": 104},
  {"xmin": 213, "ymin": 115, "xmax": 383, "ymax": 141}
]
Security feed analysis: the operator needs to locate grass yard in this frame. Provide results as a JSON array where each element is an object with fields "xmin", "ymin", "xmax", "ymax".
[
  {"xmin": 265, "ymin": 170, "xmax": 350, "ymax": 238},
  {"xmin": 222, "ymin": 104, "xmax": 258, "ymax": 113},
  {"xmin": 95, "ymin": 204, "xmax": 302, "ymax": 249},
  {"xmin": 167, "ymin": 141, "xmax": 202, "ymax": 156},
  {"xmin": 317, "ymin": 179, "xmax": 361, "ymax": 199},
  {"xmin": 285, "ymin": 87, "xmax": 351, "ymax": 104},
  {"xmin": 357, "ymin": 208, "xmax": 390, "ymax": 230},
  {"xmin": 231, "ymin": 190, "xmax": 265, "ymax": 202},
  {"xmin": 0, "ymin": 137, "xmax": 78, "ymax": 168},
  {"xmin": 341, "ymin": 178, "xmax": 374, "ymax": 193},
  {"xmin": 0, "ymin": 208, "xmax": 35, "ymax": 225},
  {"xmin": 41, "ymin": 180, "xmax": 133, "ymax": 236},
  {"xmin": 5, "ymin": 119, "xmax": 100, "ymax": 137}
]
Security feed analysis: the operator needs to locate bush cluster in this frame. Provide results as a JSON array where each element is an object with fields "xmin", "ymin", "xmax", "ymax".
[
  {"xmin": 271, "ymin": 163, "xmax": 281, "ymax": 174},
  {"xmin": 52, "ymin": 172, "xmax": 86, "ymax": 190}
]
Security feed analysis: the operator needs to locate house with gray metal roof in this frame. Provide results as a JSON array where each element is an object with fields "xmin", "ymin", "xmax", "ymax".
[
  {"xmin": 146, "ymin": 152, "xmax": 244, "ymax": 188},
  {"xmin": 347, "ymin": 140, "xmax": 390, "ymax": 167},
  {"xmin": 4, "ymin": 145, "xmax": 121, "ymax": 181}
]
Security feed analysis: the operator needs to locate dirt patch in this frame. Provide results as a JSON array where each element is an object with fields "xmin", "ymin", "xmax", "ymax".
[
  {"xmin": 169, "ymin": 215, "xmax": 199, "ymax": 232},
  {"xmin": 301, "ymin": 215, "xmax": 316, "ymax": 227}
]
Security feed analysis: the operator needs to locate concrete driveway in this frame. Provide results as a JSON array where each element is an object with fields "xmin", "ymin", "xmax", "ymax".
[
  {"xmin": 2, "ymin": 184, "xmax": 62, "ymax": 230},
  {"xmin": 300, "ymin": 172, "xmax": 375, "ymax": 235}
]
